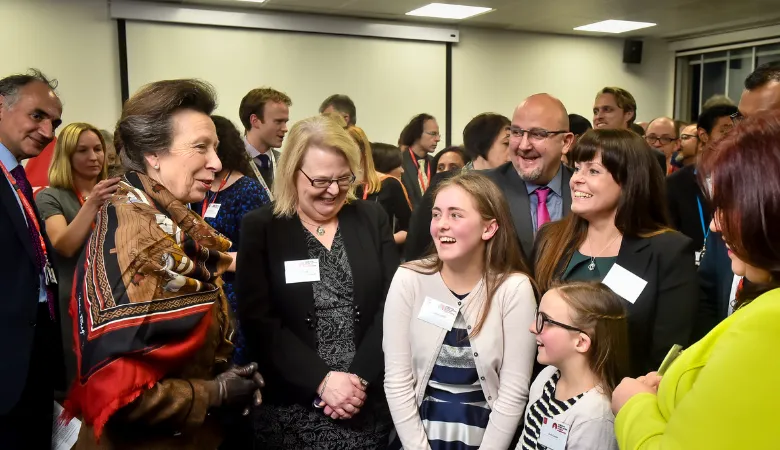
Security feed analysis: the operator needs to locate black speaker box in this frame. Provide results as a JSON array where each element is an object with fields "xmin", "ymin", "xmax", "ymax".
[{"xmin": 623, "ymin": 39, "xmax": 643, "ymax": 64}]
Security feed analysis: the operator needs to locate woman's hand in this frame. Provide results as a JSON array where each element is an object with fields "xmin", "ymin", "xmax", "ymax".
[
  {"xmin": 84, "ymin": 177, "xmax": 121, "ymax": 211},
  {"xmin": 209, "ymin": 363, "xmax": 265, "ymax": 415},
  {"xmin": 611, "ymin": 375, "xmax": 659, "ymax": 415},
  {"xmin": 318, "ymin": 372, "xmax": 366, "ymax": 419}
]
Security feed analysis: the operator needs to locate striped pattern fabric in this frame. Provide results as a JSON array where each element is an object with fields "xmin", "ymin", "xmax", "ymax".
[
  {"xmin": 421, "ymin": 311, "xmax": 490, "ymax": 449},
  {"xmin": 520, "ymin": 371, "xmax": 584, "ymax": 449}
]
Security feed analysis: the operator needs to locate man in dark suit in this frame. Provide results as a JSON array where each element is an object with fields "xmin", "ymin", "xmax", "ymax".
[
  {"xmin": 667, "ymin": 104, "xmax": 737, "ymax": 256},
  {"xmin": 484, "ymin": 94, "xmax": 574, "ymax": 261},
  {"xmin": 399, "ymin": 114, "xmax": 441, "ymax": 207},
  {"xmin": 239, "ymin": 87, "xmax": 292, "ymax": 196},
  {"xmin": 0, "ymin": 69, "xmax": 65, "ymax": 448}
]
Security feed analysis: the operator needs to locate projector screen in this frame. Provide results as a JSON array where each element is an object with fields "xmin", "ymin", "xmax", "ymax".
[{"xmin": 126, "ymin": 21, "xmax": 447, "ymax": 146}]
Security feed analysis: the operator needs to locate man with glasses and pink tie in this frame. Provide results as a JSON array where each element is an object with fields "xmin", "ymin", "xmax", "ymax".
[{"xmin": 484, "ymin": 93, "xmax": 575, "ymax": 263}]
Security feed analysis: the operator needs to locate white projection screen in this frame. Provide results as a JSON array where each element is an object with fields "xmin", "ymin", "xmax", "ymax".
[{"xmin": 125, "ymin": 21, "xmax": 447, "ymax": 146}]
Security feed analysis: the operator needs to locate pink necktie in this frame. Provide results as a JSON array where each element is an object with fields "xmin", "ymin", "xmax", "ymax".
[{"xmin": 536, "ymin": 187, "xmax": 551, "ymax": 230}]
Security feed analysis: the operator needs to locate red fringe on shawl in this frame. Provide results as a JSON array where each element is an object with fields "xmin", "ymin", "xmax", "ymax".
[{"xmin": 60, "ymin": 292, "xmax": 214, "ymax": 442}]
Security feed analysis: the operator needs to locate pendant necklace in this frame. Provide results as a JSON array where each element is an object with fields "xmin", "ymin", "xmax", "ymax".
[
  {"xmin": 587, "ymin": 233, "xmax": 622, "ymax": 271},
  {"xmin": 300, "ymin": 216, "xmax": 327, "ymax": 236}
]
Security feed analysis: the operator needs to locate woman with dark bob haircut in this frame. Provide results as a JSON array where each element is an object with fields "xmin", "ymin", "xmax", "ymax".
[
  {"xmin": 533, "ymin": 129, "xmax": 698, "ymax": 377},
  {"xmin": 612, "ymin": 111, "xmax": 780, "ymax": 449},
  {"xmin": 63, "ymin": 80, "xmax": 263, "ymax": 449}
]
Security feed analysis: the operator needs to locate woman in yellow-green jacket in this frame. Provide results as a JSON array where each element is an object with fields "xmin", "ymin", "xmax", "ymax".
[{"xmin": 610, "ymin": 111, "xmax": 780, "ymax": 449}]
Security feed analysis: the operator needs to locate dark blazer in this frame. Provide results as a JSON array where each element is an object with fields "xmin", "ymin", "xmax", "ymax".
[
  {"xmin": 693, "ymin": 232, "xmax": 735, "ymax": 342},
  {"xmin": 666, "ymin": 165, "xmax": 710, "ymax": 253},
  {"xmin": 400, "ymin": 149, "xmax": 432, "ymax": 207},
  {"xmin": 542, "ymin": 230, "xmax": 698, "ymax": 376},
  {"xmin": 404, "ymin": 170, "xmax": 459, "ymax": 261},
  {"xmin": 484, "ymin": 162, "xmax": 573, "ymax": 262},
  {"xmin": 0, "ymin": 177, "xmax": 64, "ymax": 415},
  {"xmin": 236, "ymin": 200, "xmax": 399, "ymax": 405},
  {"xmin": 251, "ymin": 148, "xmax": 282, "ymax": 190}
]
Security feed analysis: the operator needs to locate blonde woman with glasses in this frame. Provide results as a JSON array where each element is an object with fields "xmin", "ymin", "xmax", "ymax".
[{"xmin": 237, "ymin": 115, "xmax": 398, "ymax": 448}]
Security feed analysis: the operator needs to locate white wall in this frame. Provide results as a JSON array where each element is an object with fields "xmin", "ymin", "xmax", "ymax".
[
  {"xmin": 125, "ymin": 21, "xmax": 447, "ymax": 146},
  {"xmin": 2, "ymin": 0, "xmax": 121, "ymax": 131},
  {"xmin": 452, "ymin": 27, "xmax": 675, "ymax": 141},
  {"xmin": 3, "ymin": 0, "xmax": 676, "ymax": 148}
]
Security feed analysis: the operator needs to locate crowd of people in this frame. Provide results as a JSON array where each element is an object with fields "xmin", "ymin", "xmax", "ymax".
[{"xmin": 0, "ymin": 60, "xmax": 779, "ymax": 450}]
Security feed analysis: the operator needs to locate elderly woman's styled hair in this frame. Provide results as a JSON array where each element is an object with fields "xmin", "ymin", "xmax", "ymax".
[
  {"xmin": 272, "ymin": 115, "xmax": 361, "ymax": 217},
  {"xmin": 48, "ymin": 122, "xmax": 108, "ymax": 189},
  {"xmin": 116, "ymin": 79, "xmax": 217, "ymax": 173}
]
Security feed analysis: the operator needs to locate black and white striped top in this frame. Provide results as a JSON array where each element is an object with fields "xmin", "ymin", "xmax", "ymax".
[{"xmin": 520, "ymin": 370, "xmax": 584, "ymax": 449}]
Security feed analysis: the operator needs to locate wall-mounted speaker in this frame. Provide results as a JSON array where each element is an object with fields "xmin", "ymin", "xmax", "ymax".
[{"xmin": 623, "ymin": 39, "xmax": 643, "ymax": 64}]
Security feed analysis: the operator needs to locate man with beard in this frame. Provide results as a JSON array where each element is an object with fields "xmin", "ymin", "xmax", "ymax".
[{"xmin": 484, "ymin": 94, "xmax": 574, "ymax": 262}]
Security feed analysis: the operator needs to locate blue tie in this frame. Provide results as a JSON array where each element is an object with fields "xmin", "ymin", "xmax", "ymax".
[{"xmin": 258, "ymin": 154, "xmax": 270, "ymax": 169}]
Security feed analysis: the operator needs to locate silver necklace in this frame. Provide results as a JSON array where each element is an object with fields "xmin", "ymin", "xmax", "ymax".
[
  {"xmin": 299, "ymin": 216, "xmax": 327, "ymax": 236},
  {"xmin": 587, "ymin": 233, "xmax": 621, "ymax": 271}
]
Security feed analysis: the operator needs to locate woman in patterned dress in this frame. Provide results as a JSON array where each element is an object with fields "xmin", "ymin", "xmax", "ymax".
[
  {"xmin": 384, "ymin": 172, "xmax": 538, "ymax": 449},
  {"xmin": 237, "ymin": 115, "xmax": 398, "ymax": 449}
]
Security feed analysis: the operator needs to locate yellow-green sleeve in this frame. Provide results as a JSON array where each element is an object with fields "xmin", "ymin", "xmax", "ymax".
[{"xmin": 615, "ymin": 300, "xmax": 780, "ymax": 449}]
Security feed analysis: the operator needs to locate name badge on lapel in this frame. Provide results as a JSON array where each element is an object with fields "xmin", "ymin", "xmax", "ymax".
[
  {"xmin": 602, "ymin": 264, "xmax": 648, "ymax": 304},
  {"xmin": 538, "ymin": 417, "xmax": 569, "ymax": 450},
  {"xmin": 417, "ymin": 296, "xmax": 458, "ymax": 331},
  {"xmin": 284, "ymin": 259, "xmax": 320, "ymax": 284}
]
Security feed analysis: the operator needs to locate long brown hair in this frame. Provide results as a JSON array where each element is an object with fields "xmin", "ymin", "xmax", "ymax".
[
  {"xmin": 554, "ymin": 281, "xmax": 631, "ymax": 397},
  {"xmin": 535, "ymin": 129, "xmax": 671, "ymax": 293},
  {"xmin": 403, "ymin": 172, "xmax": 532, "ymax": 337},
  {"xmin": 347, "ymin": 125, "xmax": 382, "ymax": 195}
]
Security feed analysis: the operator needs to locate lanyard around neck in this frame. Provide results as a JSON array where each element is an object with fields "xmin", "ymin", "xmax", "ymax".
[
  {"xmin": 408, "ymin": 148, "xmax": 431, "ymax": 191},
  {"xmin": 201, "ymin": 170, "xmax": 231, "ymax": 217},
  {"xmin": 0, "ymin": 162, "xmax": 51, "ymax": 265}
]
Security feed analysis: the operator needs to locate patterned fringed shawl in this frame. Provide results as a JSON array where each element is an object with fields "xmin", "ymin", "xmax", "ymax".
[{"xmin": 63, "ymin": 171, "xmax": 234, "ymax": 439}]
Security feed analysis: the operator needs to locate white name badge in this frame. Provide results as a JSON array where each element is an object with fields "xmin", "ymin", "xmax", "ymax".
[
  {"xmin": 695, "ymin": 251, "xmax": 702, "ymax": 266},
  {"xmin": 538, "ymin": 417, "xmax": 569, "ymax": 450},
  {"xmin": 602, "ymin": 263, "xmax": 648, "ymax": 305},
  {"xmin": 204, "ymin": 203, "xmax": 222, "ymax": 219},
  {"xmin": 284, "ymin": 259, "xmax": 320, "ymax": 284},
  {"xmin": 417, "ymin": 296, "xmax": 458, "ymax": 331}
]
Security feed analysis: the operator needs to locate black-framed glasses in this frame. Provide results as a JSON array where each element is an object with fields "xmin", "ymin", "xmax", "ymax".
[
  {"xmin": 680, "ymin": 133, "xmax": 699, "ymax": 141},
  {"xmin": 645, "ymin": 135, "xmax": 677, "ymax": 145},
  {"xmin": 509, "ymin": 127, "xmax": 567, "ymax": 141},
  {"xmin": 730, "ymin": 111, "xmax": 744, "ymax": 125},
  {"xmin": 535, "ymin": 311, "xmax": 588, "ymax": 336},
  {"xmin": 299, "ymin": 169, "xmax": 355, "ymax": 189}
]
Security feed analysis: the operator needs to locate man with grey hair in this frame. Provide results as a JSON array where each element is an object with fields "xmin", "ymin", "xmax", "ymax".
[
  {"xmin": 319, "ymin": 94, "xmax": 357, "ymax": 127},
  {"xmin": 485, "ymin": 93, "xmax": 574, "ymax": 261},
  {"xmin": 0, "ymin": 68, "xmax": 64, "ymax": 448}
]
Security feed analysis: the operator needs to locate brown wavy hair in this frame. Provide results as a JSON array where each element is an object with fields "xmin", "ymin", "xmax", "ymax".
[
  {"xmin": 534, "ymin": 129, "xmax": 670, "ymax": 293},
  {"xmin": 403, "ymin": 172, "xmax": 533, "ymax": 337},
  {"xmin": 553, "ymin": 281, "xmax": 631, "ymax": 397}
]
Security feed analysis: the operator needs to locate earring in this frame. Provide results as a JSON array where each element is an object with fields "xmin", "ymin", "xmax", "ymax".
[{"xmin": 153, "ymin": 164, "xmax": 159, "ymax": 170}]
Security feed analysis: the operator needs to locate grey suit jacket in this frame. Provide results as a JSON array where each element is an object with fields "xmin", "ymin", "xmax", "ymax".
[{"xmin": 484, "ymin": 162, "xmax": 573, "ymax": 260}]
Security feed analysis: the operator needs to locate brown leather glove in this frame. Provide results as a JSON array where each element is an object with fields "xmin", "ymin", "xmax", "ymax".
[{"xmin": 210, "ymin": 363, "xmax": 264, "ymax": 413}]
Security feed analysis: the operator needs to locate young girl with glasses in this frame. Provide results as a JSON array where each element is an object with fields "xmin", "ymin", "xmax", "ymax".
[{"xmin": 518, "ymin": 281, "xmax": 630, "ymax": 450}]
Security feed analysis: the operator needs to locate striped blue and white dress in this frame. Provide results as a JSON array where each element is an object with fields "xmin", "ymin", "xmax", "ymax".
[{"xmin": 392, "ymin": 291, "xmax": 491, "ymax": 449}]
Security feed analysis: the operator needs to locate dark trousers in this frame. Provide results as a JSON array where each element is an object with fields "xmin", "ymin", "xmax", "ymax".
[{"xmin": 0, "ymin": 305, "xmax": 56, "ymax": 450}]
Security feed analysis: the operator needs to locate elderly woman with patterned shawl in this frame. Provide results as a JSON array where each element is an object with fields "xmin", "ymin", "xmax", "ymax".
[{"xmin": 62, "ymin": 79, "xmax": 264, "ymax": 449}]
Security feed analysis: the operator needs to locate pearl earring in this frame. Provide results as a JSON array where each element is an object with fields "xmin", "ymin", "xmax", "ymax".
[{"xmin": 154, "ymin": 164, "xmax": 159, "ymax": 170}]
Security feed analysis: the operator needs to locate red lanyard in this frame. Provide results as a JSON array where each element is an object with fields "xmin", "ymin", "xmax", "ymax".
[
  {"xmin": 0, "ymin": 161, "xmax": 53, "ymax": 275},
  {"xmin": 201, "ymin": 170, "xmax": 231, "ymax": 217},
  {"xmin": 73, "ymin": 188, "xmax": 96, "ymax": 230},
  {"xmin": 408, "ymin": 149, "xmax": 431, "ymax": 192}
]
